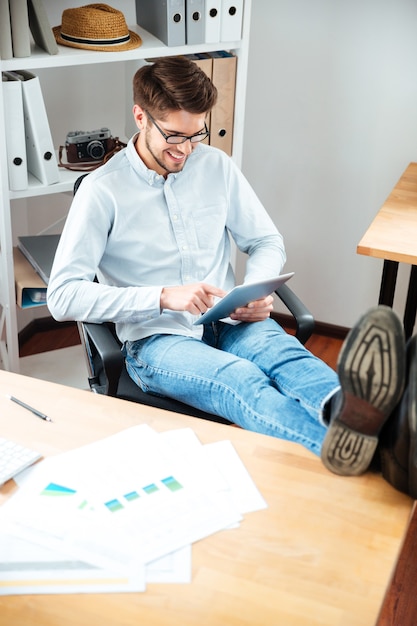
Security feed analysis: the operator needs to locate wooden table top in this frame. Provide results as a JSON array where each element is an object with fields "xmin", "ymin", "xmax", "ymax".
[
  {"xmin": 357, "ymin": 162, "xmax": 417, "ymax": 264},
  {"xmin": 0, "ymin": 370, "xmax": 413, "ymax": 626}
]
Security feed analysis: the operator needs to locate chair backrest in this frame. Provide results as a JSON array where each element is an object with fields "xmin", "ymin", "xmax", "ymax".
[{"xmin": 73, "ymin": 173, "xmax": 89, "ymax": 195}]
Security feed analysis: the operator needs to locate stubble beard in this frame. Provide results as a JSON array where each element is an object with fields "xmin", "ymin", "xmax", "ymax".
[{"xmin": 145, "ymin": 129, "xmax": 187, "ymax": 176}]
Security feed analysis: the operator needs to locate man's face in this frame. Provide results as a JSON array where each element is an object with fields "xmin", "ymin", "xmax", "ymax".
[{"xmin": 133, "ymin": 107, "xmax": 207, "ymax": 177}]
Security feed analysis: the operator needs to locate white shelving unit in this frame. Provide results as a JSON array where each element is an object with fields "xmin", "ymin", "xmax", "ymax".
[{"xmin": 0, "ymin": 1, "xmax": 252, "ymax": 373}]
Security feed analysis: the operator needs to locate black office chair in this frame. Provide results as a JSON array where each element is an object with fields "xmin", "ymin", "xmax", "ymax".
[
  {"xmin": 73, "ymin": 174, "xmax": 315, "ymax": 424},
  {"xmin": 77, "ymin": 284, "xmax": 314, "ymax": 424}
]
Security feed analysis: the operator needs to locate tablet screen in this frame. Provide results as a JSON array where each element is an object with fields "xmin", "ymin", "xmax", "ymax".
[{"xmin": 193, "ymin": 273, "xmax": 294, "ymax": 325}]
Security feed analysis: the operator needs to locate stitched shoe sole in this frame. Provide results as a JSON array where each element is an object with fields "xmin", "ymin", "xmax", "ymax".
[{"xmin": 321, "ymin": 306, "xmax": 405, "ymax": 476}]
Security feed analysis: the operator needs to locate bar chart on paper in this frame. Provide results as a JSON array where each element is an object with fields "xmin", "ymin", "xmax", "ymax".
[
  {"xmin": 0, "ymin": 424, "xmax": 267, "ymax": 595},
  {"xmin": 40, "ymin": 475, "xmax": 184, "ymax": 514},
  {"xmin": 0, "ymin": 425, "xmax": 242, "ymax": 571},
  {"xmin": 105, "ymin": 476, "xmax": 183, "ymax": 513}
]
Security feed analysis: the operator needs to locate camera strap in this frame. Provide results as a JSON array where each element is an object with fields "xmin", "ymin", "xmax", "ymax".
[{"xmin": 58, "ymin": 137, "xmax": 127, "ymax": 171}]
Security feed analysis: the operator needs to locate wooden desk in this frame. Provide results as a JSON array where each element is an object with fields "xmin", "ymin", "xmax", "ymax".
[
  {"xmin": 376, "ymin": 500, "xmax": 417, "ymax": 625},
  {"xmin": 357, "ymin": 162, "xmax": 417, "ymax": 338},
  {"xmin": 0, "ymin": 370, "xmax": 413, "ymax": 626}
]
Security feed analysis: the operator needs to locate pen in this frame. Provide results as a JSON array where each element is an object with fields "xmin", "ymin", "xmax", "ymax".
[{"xmin": 7, "ymin": 395, "xmax": 53, "ymax": 422}]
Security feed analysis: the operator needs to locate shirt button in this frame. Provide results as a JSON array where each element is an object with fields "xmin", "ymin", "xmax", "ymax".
[
  {"xmin": 172, "ymin": 214, "xmax": 178, "ymax": 220},
  {"xmin": 182, "ymin": 245, "xmax": 188, "ymax": 250}
]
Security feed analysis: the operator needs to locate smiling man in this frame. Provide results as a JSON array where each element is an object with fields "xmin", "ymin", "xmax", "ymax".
[
  {"xmin": 48, "ymin": 57, "xmax": 416, "ymax": 493},
  {"xmin": 137, "ymin": 109, "xmax": 208, "ymax": 174}
]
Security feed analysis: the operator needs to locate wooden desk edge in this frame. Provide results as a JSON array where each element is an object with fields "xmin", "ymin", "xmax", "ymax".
[
  {"xmin": 357, "ymin": 161, "xmax": 417, "ymax": 265},
  {"xmin": 357, "ymin": 241, "xmax": 417, "ymax": 266},
  {"xmin": 376, "ymin": 501, "xmax": 417, "ymax": 626}
]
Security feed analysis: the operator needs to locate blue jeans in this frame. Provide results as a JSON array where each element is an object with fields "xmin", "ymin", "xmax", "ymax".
[{"xmin": 124, "ymin": 319, "xmax": 339, "ymax": 456}]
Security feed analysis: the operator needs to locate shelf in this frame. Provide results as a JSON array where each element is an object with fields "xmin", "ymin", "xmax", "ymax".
[
  {"xmin": 0, "ymin": 25, "xmax": 242, "ymax": 72},
  {"xmin": 0, "ymin": 1, "xmax": 251, "ymax": 373},
  {"xmin": 9, "ymin": 167, "xmax": 79, "ymax": 200}
]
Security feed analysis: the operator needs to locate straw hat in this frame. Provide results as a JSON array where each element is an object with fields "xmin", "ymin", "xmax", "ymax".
[{"xmin": 53, "ymin": 4, "xmax": 142, "ymax": 52}]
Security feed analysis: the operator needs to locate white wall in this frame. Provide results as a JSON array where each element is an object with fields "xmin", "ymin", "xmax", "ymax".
[
  {"xmin": 18, "ymin": 0, "xmax": 417, "ymax": 331},
  {"xmin": 242, "ymin": 0, "xmax": 417, "ymax": 328}
]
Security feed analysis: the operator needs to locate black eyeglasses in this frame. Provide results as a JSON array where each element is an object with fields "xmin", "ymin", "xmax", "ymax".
[{"xmin": 146, "ymin": 111, "xmax": 209, "ymax": 144}]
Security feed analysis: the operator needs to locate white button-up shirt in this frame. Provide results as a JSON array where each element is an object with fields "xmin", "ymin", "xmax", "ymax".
[{"xmin": 47, "ymin": 136, "xmax": 286, "ymax": 343}]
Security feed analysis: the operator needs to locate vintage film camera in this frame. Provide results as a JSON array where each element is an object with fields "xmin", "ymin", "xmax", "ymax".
[{"xmin": 65, "ymin": 127, "xmax": 116, "ymax": 162}]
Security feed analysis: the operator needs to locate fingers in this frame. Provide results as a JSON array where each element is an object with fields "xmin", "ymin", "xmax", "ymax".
[
  {"xmin": 160, "ymin": 283, "xmax": 226, "ymax": 314},
  {"xmin": 161, "ymin": 285, "xmax": 274, "ymax": 322},
  {"xmin": 230, "ymin": 295, "xmax": 274, "ymax": 322},
  {"xmin": 187, "ymin": 284, "xmax": 226, "ymax": 314}
]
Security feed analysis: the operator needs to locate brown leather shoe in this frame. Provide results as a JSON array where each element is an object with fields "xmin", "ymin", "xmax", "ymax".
[{"xmin": 321, "ymin": 306, "xmax": 406, "ymax": 476}]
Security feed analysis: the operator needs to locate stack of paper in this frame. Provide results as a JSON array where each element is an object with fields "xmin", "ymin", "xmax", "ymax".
[{"xmin": 0, "ymin": 424, "xmax": 267, "ymax": 595}]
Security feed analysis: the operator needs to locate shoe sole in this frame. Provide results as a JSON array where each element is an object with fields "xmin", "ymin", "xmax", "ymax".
[{"xmin": 321, "ymin": 306, "xmax": 405, "ymax": 476}]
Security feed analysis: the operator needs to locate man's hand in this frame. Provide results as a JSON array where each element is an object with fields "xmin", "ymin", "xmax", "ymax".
[
  {"xmin": 229, "ymin": 295, "xmax": 274, "ymax": 323},
  {"xmin": 160, "ymin": 283, "xmax": 226, "ymax": 315}
]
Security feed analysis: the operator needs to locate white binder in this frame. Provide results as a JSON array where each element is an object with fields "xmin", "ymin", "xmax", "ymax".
[
  {"xmin": 186, "ymin": 0, "xmax": 205, "ymax": 45},
  {"xmin": 0, "ymin": 0, "xmax": 13, "ymax": 60},
  {"xmin": 9, "ymin": 0, "xmax": 31, "ymax": 57},
  {"xmin": 205, "ymin": 0, "xmax": 221, "ymax": 43},
  {"xmin": 220, "ymin": 0, "xmax": 243, "ymax": 41},
  {"xmin": 135, "ymin": 0, "xmax": 186, "ymax": 47},
  {"xmin": 2, "ymin": 73, "xmax": 28, "ymax": 191},
  {"xmin": 27, "ymin": 0, "xmax": 59, "ymax": 56},
  {"xmin": 9, "ymin": 70, "xmax": 59, "ymax": 185}
]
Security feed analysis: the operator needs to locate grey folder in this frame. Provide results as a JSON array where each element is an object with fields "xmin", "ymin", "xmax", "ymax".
[
  {"xmin": 186, "ymin": 0, "xmax": 205, "ymax": 45},
  {"xmin": 136, "ymin": 0, "xmax": 186, "ymax": 46},
  {"xmin": 17, "ymin": 234, "xmax": 60, "ymax": 285}
]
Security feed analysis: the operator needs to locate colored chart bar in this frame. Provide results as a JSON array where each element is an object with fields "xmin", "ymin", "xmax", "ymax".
[
  {"xmin": 161, "ymin": 476, "xmax": 183, "ymax": 492},
  {"xmin": 41, "ymin": 483, "xmax": 77, "ymax": 496},
  {"xmin": 143, "ymin": 483, "xmax": 159, "ymax": 495},
  {"xmin": 124, "ymin": 491, "xmax": 140, "ymax": 502},
  {"xmin": 105, "ymin": 498, "xmax": 124, "ymax": 513}
]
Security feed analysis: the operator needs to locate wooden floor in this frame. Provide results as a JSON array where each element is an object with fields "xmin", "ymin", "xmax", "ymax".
[
  {"xmin": 18, "ymin": 322, "xmax": 414, "ymax": 624},
  {"xmin": 19, "ymin": 322, "xmax": 82, "ymax": 358}
]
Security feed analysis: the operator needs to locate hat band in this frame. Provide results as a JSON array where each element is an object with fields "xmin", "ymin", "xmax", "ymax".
[{"xmin": 60, "ymin": 31, "xmax": 131, "ymax": 47}]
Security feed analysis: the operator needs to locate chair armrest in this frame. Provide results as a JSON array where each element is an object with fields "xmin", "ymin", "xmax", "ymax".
[
  {"xmin": 274, "ymin": 283, "xmax": 315, "ymax": 345},
  {"xmin": 78, "ymin": 321, "xmax": 124, "ymax": 396}
]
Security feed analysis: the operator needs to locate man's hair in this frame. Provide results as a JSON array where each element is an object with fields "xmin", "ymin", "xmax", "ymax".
[{"xmin": 133, "ymin": 56, "xmax": 217, "ymax": 118}]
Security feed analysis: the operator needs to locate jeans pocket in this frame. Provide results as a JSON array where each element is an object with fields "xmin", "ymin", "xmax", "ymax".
[{"xmin": 124, "ymin": 339, "xmax": 166, "ymax": 397}]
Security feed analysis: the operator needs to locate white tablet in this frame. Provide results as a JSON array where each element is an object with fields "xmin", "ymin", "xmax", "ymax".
[{"xmin": 193, "ymin": 272, "xmax": 294, "ymax": 325}]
